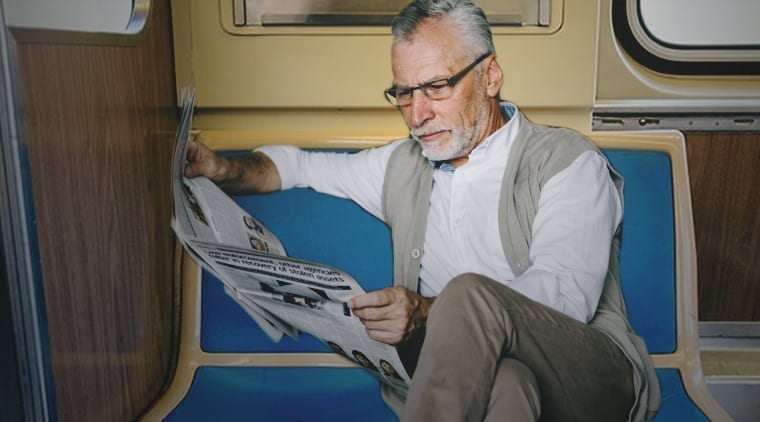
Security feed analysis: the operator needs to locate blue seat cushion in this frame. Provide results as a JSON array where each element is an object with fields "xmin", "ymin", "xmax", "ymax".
[
  {"xmin": 654, "ymin": 369, "xmax": 708, "ymax": 421},
  {"xmin": 165, "ymin": 367, "xmax": 705, "ymax": 421},
  {"xmin": 165, "ymin": 366, "xmax": 397, "ymax": 422}
]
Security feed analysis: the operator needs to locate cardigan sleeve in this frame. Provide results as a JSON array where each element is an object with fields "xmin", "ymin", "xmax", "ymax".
[{"xmin": 506, "ymin": 151, "xmax": 623, "ymax": 322}]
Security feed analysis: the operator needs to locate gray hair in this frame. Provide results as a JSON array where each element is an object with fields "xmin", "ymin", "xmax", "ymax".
[{"xmin": 391, "ymin": 0, "xmax": 495, "ymax": 60}]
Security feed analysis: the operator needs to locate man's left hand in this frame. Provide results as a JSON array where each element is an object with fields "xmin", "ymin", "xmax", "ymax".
[{"xmin": 348, "ymin": 286, "xmax": 434, "ymax": 345}]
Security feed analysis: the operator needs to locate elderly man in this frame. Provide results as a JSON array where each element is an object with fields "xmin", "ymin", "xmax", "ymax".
[{"xmin": 184, "ymin": 0, "xmax": 660, "ymax": 420}]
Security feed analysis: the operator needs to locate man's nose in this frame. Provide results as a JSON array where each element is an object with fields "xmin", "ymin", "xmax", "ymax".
[{"xmin": 405, "ymin": 91, "xmax": 434, "ymax": 128}]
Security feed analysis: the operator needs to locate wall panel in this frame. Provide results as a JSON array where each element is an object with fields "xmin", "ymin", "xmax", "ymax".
[
  {"xmin": 685, "ymin": 132, "xmax": 759, "ymax": 321},
  {"xmin": 15, "ymin": 0, "xmax": 178, "ymax": 419}
]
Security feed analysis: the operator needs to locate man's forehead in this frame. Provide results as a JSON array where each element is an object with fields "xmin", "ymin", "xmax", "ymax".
[{"xmin": 391, "ymin": 41, "xmax": 463, "ymax": 86}]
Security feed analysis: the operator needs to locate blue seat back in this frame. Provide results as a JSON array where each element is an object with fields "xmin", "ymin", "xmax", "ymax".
[
  {"xmin": 202, "ymin": 149, "xmax": 677, "ymax": 355},
  {"xmin": 604, "ymin": 150, "xmax": 676, "ymax": 354}
]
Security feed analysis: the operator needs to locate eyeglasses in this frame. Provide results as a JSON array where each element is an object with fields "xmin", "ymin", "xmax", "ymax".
[{"xmin": 384, "ymin": 53, "xmax": 491, "ymax": 107}]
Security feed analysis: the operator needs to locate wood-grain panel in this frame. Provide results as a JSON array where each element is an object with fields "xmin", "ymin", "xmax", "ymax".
[
  {"xmin": 16, "ymin": 0, "xmax": 178, "ymax": 419},
  {"xmin": 685, "ymin": 132, "xmax": 760, "ymax": 321}
]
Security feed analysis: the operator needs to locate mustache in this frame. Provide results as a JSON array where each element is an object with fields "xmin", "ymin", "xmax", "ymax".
[{"xmin": 410, "ymin": 125, "xmax": 452, "ymax": 140}]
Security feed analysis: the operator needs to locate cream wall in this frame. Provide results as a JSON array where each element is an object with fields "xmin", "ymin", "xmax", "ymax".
[{"xmin": 172, "ymin": 0, "xmax": 598, "ymax": 143}]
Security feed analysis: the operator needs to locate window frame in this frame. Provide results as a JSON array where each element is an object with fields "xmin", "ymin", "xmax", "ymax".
[
  {"xmin": 224, "ymin": 0, "xmax": 559, "ymax": 36},
  {"xmin": 611, "ymin": 0, "xmax": 760, "ymax": 75}
]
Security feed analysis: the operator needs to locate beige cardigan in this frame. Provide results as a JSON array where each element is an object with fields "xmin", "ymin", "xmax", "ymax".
[{"xmin": 380, "ymin": 114, "xmax": 660, "ymax": 421}]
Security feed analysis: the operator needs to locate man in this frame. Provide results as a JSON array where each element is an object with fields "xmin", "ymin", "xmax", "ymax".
[{"xmin": 184, "ymin": 1, "xmax": 660, "ymax": 420}]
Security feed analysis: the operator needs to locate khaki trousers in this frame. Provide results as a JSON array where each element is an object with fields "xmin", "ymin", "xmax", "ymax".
[{"xmin": 398, "ymin": 273, "xmax": 634, "ymax": 422}]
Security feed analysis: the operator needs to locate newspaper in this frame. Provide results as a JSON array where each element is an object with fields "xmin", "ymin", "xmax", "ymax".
[{"xmin": 170, "ymin": 88, "xmax": 410, "ymax": 391}]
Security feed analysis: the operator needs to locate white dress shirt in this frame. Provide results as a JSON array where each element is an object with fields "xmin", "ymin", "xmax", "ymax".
[{"xmin": 257, "ymin": 104, "xmax": 622, "ymax": 323}]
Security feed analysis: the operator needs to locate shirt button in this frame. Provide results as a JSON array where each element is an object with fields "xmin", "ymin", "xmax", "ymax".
[{"xmin": 411, "ymin": 248, "xmax": 421, "ymax": 259}]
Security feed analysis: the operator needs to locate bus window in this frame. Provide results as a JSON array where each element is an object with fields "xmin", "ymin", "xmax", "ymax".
[{"xmin": 612, "ymin": 0, "xmax": 760, "ymax": 75}]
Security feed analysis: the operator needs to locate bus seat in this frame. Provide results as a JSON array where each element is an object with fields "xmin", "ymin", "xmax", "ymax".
[{"xmin": 142, "ymin": 131, "xmax": 731, "ymax": 421}]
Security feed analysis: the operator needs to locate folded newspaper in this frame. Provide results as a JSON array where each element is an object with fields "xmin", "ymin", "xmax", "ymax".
[{"xmin": 171, "ymin": 88, "xmax": 410, "ymax": 391}]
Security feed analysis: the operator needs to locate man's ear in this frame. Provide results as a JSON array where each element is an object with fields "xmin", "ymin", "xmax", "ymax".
[{"xmin": 485, "ymin": 55, "xmax": 504, "ymax": 98}]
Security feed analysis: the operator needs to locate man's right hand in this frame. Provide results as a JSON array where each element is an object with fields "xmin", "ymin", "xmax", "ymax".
[
  {"xmin": 183, "ymin": 140, "xmax": 282, "ymax": 195},
  {"xmin": 184, "ymin": 141, "xmax": 232, "ymax": 183}
]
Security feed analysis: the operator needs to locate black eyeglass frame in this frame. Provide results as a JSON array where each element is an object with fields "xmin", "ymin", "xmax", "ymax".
[{"xmin": 383, "ymin": 52, "xmax": 492, "ymax": 106}]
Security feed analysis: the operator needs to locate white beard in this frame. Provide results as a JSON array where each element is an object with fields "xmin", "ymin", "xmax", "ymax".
[
  {"xmin": 412, "ymin": 102, "xmax": 488, "ymax": 162},
  {"xmin": 416, "ymin": 128, "xmax": 474, "ymax": 161}
]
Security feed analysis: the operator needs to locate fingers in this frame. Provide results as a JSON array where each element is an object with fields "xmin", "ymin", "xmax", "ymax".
[
  {"xmin": 362, "ymin": 316, "xmax": 408, "ymax": 333},
  {"xmin": 348, "ymin": 287, "xmax": 417, "ymax": 345},
  {"xmin": 362, "ymin": 309, "xmax": 409, "ymax": 345},
  {"xmin": 185, "ymin": 141, "xmax": 206, "ymax": 165},
  {"xmin": 366, "ymin": 328, "xmax": 405, "ymax": 345},
  {"xmin": 183, "ymin": 158, "xmax": 219, "ymax": 179},
  {"xmin": 183, "ymin": 159, "xmax": 205, "ymax": 178},
  {"xmin": 348, "ymin": 288, "xmax": 396, "ymax": 311},
  {"xmin": 183, "ymin": 141, "xmax": 208, "ymax": 178},
  {"xmin": 183, "ymin": 141, "xmax": 228, "ymax": 181},
  {"xmin": 356, "ymin": 305, "xmax": 409, "ymax": 327}
]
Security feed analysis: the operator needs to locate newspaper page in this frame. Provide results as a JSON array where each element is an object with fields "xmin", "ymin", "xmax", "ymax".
[
  {"xmin": 170, "ymin": 88, "xmax": 410, "ymax": 391},
  {"xmin": 170, "ymin": 88, "xmax": 293, "ymax": 342}
]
